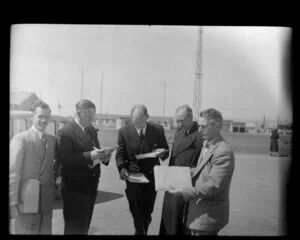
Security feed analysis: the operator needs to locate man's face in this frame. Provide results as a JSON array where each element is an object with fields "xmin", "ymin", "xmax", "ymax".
[
  {"xmin": 132, "ymin": 110, "xmax": 148, "ymax": 129},
  {"xmin": 78, "ymin": 108, "xmax": 96, "ymax": 127},
  {"xmin": 175, "ymin": 109, "xmax": 192, "ymax": 131},
  {"xmin": 198, "ymin": 117, "xmax": 220, "ymax": 141},
  {"xmin": 32, "ymin": 107, "xmax": 51, "ymax": 132}
]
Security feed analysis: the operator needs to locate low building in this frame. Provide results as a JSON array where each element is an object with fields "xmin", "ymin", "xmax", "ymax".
[
  {"xmin": 96, "ymin": 114, "xmax": 174, "ymax": 130},
  {"xmin": 245, "ymin": 121, "xmax": 258, "ymax": 134},
  {"xmin": 221, "ymin": 120, "xmax": 233, "ymax": 132},
  {"xmin": 232, "ymin": 121, "xmax": 246, "ymax": 133},
  {"xmin": 10, "ymin": 91, "xmax": 39, "ymax": 111}
]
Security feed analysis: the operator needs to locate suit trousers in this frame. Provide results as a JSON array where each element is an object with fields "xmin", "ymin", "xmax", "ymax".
[
  {"xmin": 125, "ymin": 181, "xmax": 157, "ymax": 235},
  {"xmin": 14, "ymin": 211, "xmax": 52, "ymax": 235},
  {"xmin": 61, "ymin": 185, "xmax": 96, "ymax": 235},
  {"xmin": 159, "ymin": 191, "xmax": 185, "ymax": 235}
]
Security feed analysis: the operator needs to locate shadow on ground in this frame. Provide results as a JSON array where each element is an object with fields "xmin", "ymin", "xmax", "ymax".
[{"xmin": 53, "ymin": 190, "xmax": 124, "ymax": 209}]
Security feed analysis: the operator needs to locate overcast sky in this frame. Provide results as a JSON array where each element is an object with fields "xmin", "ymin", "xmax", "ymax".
[{"xmin": 10, "ymin": 24, "xmax": 292, "ymax": 122}]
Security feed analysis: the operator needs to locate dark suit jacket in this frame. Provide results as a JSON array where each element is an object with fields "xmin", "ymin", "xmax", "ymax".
[
  {"xmin": 57, "ymin": 120, "xmax": 102, "ymax": 196},
  {"xmin": 116, "ymin": 122, "xmax": 169, "ymax": 182},
  {"xmin": 169, "ymin": 122, "xmax": 203, "ymax": 167}
]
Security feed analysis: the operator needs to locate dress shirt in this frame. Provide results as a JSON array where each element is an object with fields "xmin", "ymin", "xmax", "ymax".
[
  {"xmin": 32, "ymin": 126, "xmax": 46, "ymax": 139},
  {"xmin": 74, "ymin": 117, "xmax": 86, "ymax": 133},
  {"xmin": 135, "ymin": 124, "xmax": 147, "ymax": 136}
]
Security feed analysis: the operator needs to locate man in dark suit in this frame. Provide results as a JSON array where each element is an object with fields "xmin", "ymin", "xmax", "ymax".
[
  {"xmin": 168, "ymin": 108, "xmax": 235, "ymax": 235},
  {"xmin": 116, "ymin": 104, "xmax": 169, "ymax": 235},
  {"xmin": 159, "ymin": 105, "xmax": 203, "ymax": 235},
  {"xmin": 57, "ymin": 99, "xmax": 111, "ymax": 235}
]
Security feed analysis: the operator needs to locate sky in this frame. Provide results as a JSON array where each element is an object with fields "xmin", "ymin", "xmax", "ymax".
[{"xmin": 10, "ymin": 24, "xmax": 292, "ymax": 123}]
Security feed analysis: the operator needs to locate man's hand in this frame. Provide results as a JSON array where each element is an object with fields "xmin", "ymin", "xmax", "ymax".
[
  {"xmin": 128, "ymin": 162, "xmax": 141, "ymax": 172},
  {"xmin": 119, "ymin": 168, "xmax": 129, "ymax": 180},
  {"xmin": 10, "ymin": 205, "xmax": 19, "ymax": 219}
]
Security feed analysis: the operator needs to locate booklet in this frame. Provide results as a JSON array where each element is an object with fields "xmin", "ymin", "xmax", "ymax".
[
  {"xmin": 135, "ymin": 148, "xmax": 168, "ymax": 160},
  {"xmin": 154, "ymin": 166, "xmax": 192, "ymax": 191},
  {"xmin": 127, "ymin": 172, "xmax": 150, "ymax": 183}
]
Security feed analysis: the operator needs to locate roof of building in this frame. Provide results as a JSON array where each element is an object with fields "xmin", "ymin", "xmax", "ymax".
[{"xmin": 10, "ymin": 91, "xmax": 38, "ymax": 105}]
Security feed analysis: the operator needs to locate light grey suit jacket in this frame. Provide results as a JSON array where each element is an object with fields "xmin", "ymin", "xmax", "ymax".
[
  {"xmin": 10, "ymin": 127, "xmax": 57, "ymax": 212},
  {"xmin": 181, "ymin": 135, "xmax": 235, "ymax": 231}
]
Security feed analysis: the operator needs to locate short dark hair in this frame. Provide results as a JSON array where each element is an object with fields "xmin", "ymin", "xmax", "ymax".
[
  {"xmin": 75, "ymin": 99, "xmax": 96, "ymax": 112},
  {"xmin": 175, "ymin": 104, "xmax": 193, "ymax": 118},
  {"xmin": 130, "ymin": 104, "xmax": 148, "ymax": 117},
  {"xmin": 200, "ymin": 108, "xmax": 223, "ymax": 124},
  {"xmin": 30, "ymin": 100, "xmax": 50, "ymax": 113}
]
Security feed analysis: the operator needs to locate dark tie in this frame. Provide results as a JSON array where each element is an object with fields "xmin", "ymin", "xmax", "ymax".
[
  {"xmin": 41, "ymin": 132, "xmax": 47, "ymax": 150},
  {"xmin": 139, "ymin": 129, "xmax": 145, "ymax": 140}
]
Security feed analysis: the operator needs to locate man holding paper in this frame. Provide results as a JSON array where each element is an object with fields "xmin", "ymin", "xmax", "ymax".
[
  {"xmin": 168, "ymin": 108, "xmax": 235, "ymax": 236},
  {"xmin": 159, "ymin": 105, "xmax": 203, "ymax": 235},
  {"xmin": 57, "ymin": 99, "xmax": 112, "ymax": 235},
  {"xmin": 10, "ymin": 100, "xmax": 57, "ymax": 234},
  {"xmin": 116, "ymin": 104, "xmax": 169, "ymax": 235}
]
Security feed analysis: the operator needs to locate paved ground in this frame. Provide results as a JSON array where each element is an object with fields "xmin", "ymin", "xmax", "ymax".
[{"xmin": 49, "ymin": 152, "xmax": 290, "ymax": 236}]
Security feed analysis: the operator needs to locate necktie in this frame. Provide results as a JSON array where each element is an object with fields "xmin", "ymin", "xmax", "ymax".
[
  {"xmin": 139, "ymin": 129, "xmax": 145, "ymax": 140},
  {"xmin": 41, "ymin": 132, "xmax": 47, "ymax": 150}
]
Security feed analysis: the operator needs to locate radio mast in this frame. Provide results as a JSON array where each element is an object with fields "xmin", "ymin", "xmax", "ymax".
[{"xmin": 193, "ymin": 26, "xmax": 203, "ymax": 121}]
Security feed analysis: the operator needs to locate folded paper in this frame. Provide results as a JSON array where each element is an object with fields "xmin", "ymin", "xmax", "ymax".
[
  {"xmin": 135, "ymin": 148, "xmax": 168, "ymax": 160},
  {"xmin": 127, "ymin": 172, "xmax": 149, "ymax": 183},
  {"xmin": 18, "ymin": 179, "xmax": 40, "ymax": 213}
]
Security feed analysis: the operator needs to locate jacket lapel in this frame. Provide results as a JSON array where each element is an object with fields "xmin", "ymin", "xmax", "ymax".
[
  {"xmin": 192, "ymin": 135, "xmax": 223, "ymax": 178},
  {"xmin": 172, "ymin": 123, "xmax": 198, "ymax": 158},
  {"xmin": 29, "ymin": 128, "xmax": 45, "ymax": 161}
]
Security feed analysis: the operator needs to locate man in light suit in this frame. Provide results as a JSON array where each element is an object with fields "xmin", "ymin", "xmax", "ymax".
[
  {"xmin": 168, "ymin": 108, "xmax": 235, "ymax": 235},
  {"xmin": 116, "ymin": 104, "xmax": 169, "ymax": 235},
  {"xmin": 9, "ymin": 100, "xmax": 57, "ymax": 234},
  {"xmin": 159, "ymin": 105, "xmax": 203, "ymax": 235}
]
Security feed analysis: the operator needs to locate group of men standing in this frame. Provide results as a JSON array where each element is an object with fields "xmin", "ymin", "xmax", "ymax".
[{"xmin": 9, "ymin": 99, "xmax": 235, "ymax": 236}]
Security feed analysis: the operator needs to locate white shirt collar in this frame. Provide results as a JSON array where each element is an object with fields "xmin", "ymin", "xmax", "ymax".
[
  {"xmin": 31, "ymin": 126, "xmax": 45, "ymax": 139},
  {"xmin": 74, "ymin": 117, "xmax": 86, "ymax": 133},
  {"xmin": 135, "ymin": 123, "xmax": 147, "ymax": 135}
]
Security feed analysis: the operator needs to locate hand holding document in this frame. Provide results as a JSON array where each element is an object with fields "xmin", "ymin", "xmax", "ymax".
[
  {"xmin": 154, "ymin": 166, "xmax": 192, "ymax": 191},
  {"xmin": 91, "ymin": 145, "xmax": 118, "ymax": 167},
  {"xmin": 135, "ymin": 148, "xmax": 168, "ymax": 160}
]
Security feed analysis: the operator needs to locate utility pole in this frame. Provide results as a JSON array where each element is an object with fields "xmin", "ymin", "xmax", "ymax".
[
  {"xmin": 100, "ymin": 72, "xmax": 103, "ymax": 114},
  {"xmin": 80, "ymin": 68, "xmax": 85, "ymax": 100},
  {"xmin": 162, "ymin": 81, "xmax": 166, "ymax": 123},
  {"xmin": 193, "ymin": 26, "xmax": 203, "ymax": 121}
]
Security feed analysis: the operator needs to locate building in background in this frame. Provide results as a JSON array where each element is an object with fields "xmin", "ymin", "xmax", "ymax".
[
  {"xmin": 232, "ymin": 122, "xmax": 246, "ymax": 133},
  {"xmin": 10, "ymin": 91, "xmax": 39, "ymax": 110}
]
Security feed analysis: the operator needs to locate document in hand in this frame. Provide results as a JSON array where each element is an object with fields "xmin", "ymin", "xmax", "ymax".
[
  {"xmin": 18, "ymin": 179, "xmax": 40, "ymax": 213},
  {"xmin": 135, "ymin": 148, "xmax": 168, "ymax": 160},
  {"xmin": 127, "ymin": 172, "xmax": 150, "ymax": 183},
  {"xmin": 154, "ymin": 166, "xmax": 192, "ymax": 191}
]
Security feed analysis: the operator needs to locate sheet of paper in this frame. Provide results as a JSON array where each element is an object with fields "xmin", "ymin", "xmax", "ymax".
[
  {"xmin": 18, "ymin": 179, "xmax": 40, "ymax": 213},
  {"xmin": 154, "ymin": 166, "xmax": 192, "ymax": 191},
  {"xmin": 135, "ymin": 148, "xmax": 168, "ymax": 160},
  {"xmin": 127, "ymin": 172, "xmax": 149, "ymax": 183}
]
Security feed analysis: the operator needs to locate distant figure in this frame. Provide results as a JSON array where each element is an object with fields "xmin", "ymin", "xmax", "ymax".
[
  {"xmin": 270, "ymin": 128, "xmax": 279, "ymax": 156},
  {"xmin": 116, "ymin": 104, "xmax": 170, "ymax": 235},
  {"xmin": 159, "ymin": 105, "xmax": 203, "ymax": 235},
  {"xmin": 10, "ymin": 100, "xmax": 57, "ymax": 234}
]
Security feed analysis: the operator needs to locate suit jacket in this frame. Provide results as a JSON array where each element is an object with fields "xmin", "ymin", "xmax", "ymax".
[
  {"xmin": 9, "ymin": 128, "xmax": 57, "ymax": 212},
  {"xmin": 57, "ymin": 120, "xmax": 103, "ymax": 196},
  {"xmin": 181, "ymin": 135, "xmax": 235, "ymax": 231},
  {"xmin": 169, "ymin": 122, "xmax": 203, "ymax": 167},
  {"xmin": 116, "ymin": 122, "xmax": 169, "ymax": 182}
]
